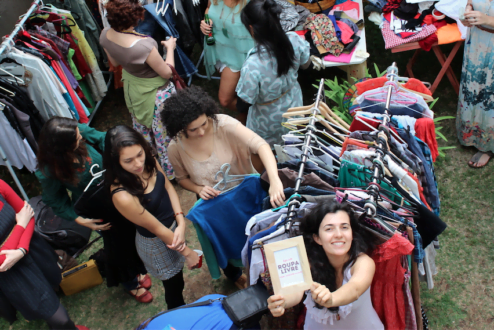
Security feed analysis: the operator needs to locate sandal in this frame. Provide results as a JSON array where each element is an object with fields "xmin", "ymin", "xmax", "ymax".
[
  {"xmin": 138, "ymin": 274, "xmax": 152, "ymax": 290},
  {"xmin": 127, "ymin": 287, "xmax": 153, "ymax": 303},
  {"xmin": 468, "ymin": 151, "xmax": 493, "ymax": 168}
]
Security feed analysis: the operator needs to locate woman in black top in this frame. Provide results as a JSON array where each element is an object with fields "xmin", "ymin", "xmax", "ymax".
[{"xmin": 103, "ymin": 125, "xmax": 201, "ymax": 309}]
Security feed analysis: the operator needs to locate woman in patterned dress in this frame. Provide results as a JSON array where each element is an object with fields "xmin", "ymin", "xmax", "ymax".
[
  {"xmin": 458, "ymin": 0, "xmax": 494, "ymax": 167},
  {"xmin": 235, "ymin": 0, "xmax": 311, "ymax": 146}
]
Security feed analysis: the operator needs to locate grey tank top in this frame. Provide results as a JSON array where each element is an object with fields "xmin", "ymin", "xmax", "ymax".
[{"xmin": 99, "ymin": 27, "xmax": 160, "ymax": 78}]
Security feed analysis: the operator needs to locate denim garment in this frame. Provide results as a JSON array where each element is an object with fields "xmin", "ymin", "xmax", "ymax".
[
  {"xmin": 359, "ymin": 99, "xmax": 425, "ymax": 118},
  {"xmin": 396, "ymin": 128, "xmax": 440, "ymax": 215},
  {"xmin": 261, "ymin": 186, "xmax": 335, "ymax": 211},
  {"xmin": 414, "ymin": 137, "xmax": 440, "ymax": 215},
  {"xmin": 138, "ymin": 4, "xmax": 198, "ymax": 77}
]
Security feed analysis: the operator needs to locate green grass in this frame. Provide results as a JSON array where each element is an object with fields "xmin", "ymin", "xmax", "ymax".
[{"xmin": 2, "ymin": 19, "xmax": 494, "ymax": 330}]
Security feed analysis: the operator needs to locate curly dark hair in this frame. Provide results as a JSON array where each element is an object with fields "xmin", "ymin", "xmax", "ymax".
[
  {"xmin": 298, "ymin": 201, "xmax": 377, "ymax": 311},
  {"xmin": 37, "ymin": 117, "xmax": 89, "ymax": 185},
  {"xmin": 161, "ymin": 85, "xmax": 219, "ymax": 139},
  {"xmin": 105, "ymin": 0, "xmax": 145, "ymax": 32}
]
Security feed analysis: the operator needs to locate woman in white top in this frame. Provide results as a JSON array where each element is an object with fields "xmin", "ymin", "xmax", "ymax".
[{"xmin": 267, "ymin": 201, "xmax": 384, "ymax": 330}]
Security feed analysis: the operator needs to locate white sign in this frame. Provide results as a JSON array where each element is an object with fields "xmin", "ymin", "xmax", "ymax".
[{"xmin": 274, "ymin": 246, "xmax": 305, "ymax": 288}]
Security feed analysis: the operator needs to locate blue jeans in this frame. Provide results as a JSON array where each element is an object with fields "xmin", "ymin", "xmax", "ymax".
[{"xmin": 136, "ymin": 4, "xmax": 198, "ymax": 78}]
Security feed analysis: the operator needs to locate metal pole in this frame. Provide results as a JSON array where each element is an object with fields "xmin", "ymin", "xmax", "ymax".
[
  {"xmin": 0, "ymin": 144, "xmax": 28, "ymax": 200},
  {"xmin": 0, "ymin": 0, "xmax": 42, "ymax": 56}
]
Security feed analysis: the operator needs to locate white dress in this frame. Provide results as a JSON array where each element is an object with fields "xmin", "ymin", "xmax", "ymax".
[{"xmin": 303, "ymin": 265, "xmax": 384, "ymax": 330}]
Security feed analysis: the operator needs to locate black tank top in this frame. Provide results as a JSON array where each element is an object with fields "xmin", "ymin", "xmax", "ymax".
[{"xmin": 112, "ymin": 171, "xmax": 175, "ymax": 238}]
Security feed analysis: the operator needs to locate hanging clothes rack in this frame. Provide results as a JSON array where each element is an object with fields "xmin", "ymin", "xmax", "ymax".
[
  {"xmin": 0, "ymin": 0, "xmax": 111, "ymax": 199},
  {"xmin": 363, "ymin": 62, "xmax": 399, "ymax": 232},
  {"xmin": 284, "ymin": 79, "xmax": 326, "ymax": 230},
  {"xmin": 0, "ymin": 0, "xmax": 42, "ymax": 200}
]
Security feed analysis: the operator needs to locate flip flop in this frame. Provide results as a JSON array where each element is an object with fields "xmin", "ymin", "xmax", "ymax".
[{"xmin": 468, "ymin": 151, "xmax": 494, "ymax": 168}]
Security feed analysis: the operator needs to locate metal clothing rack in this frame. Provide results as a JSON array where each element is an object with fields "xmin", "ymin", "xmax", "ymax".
[
  {"xmin": 363, "ymin": 62, "xmax": 399, "ymax": 232},
  {"xmin": 0, "ymin": 0, "xmax": 110, "ymax": 199},
  {"xmin": 284, "ymin": 79, "xmax": 326, "ymax": 229}
]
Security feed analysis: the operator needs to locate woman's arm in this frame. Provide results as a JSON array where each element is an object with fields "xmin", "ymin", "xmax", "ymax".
[
  {"xmin": 311, "ymin": 254, "xmax": 375, "ymax": 308},
  {"xmin": 267, "ymin": 290, "xmax": 306, "ymax": 317},
  {"xmin": 78, "ymin": 123, "xmax": 106, "ymax": 151},
  {"xmin": 146, "ymin": 37, "xmax": 177, "ymax": 80},
  {"xmin": 257, "ymin": 144, "xmax": 285, "ymax": 207}
]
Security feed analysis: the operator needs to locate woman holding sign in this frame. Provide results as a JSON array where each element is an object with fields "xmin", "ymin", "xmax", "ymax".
[{"xmin": 267, "ymin": 202, "xmax": 384, "ymax": 329}]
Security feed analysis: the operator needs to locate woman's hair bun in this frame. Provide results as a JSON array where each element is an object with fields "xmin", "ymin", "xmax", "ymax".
[{"xmin": 263, "ymin": 0, "xmax": 282, "ymax": 16}]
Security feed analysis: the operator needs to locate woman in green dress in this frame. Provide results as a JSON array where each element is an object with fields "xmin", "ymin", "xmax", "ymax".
[
  {"xmin": 35, "ymin": 117, "xmax": 153, "ymax": 303},
  {"xmin": 200, "ymin": 0, "xmax": 254, "ymax": 123}
]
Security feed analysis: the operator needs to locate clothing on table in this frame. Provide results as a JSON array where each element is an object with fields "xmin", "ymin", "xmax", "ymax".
[
  {"xmin": 236, "ymin": 32, "xmax": 310, "ymax": 145},
  {"xmin": 35, "ymin": 124, "xmax": 106, "ymax": 221},
  {"xmin": 456, "ymin": 0, "xmax": 494, "ymax": 153},
  {"xmin": 303, "ymin": 263, "xmax": 384, "ymax": 330},
  {"xmin": 274, "ymin": 0, "xmax": 299, "ymax": 31},
  {"xmin": 130, "ymin": 82, "xmax": 176, "ymax": 179},
  {"xmin": 74, "ymin": 179, "xmax": 147, "ymax": 287},
  {"xmin": 0, "ymin": 180, "xmax": 62, "ymax": 324},
  {"xmin": 168, "ymin": 114, "xmax": 267, "ymax": 188},
  {"xmin": 304, "ymin": 14, "xmax": 344, "ymax": 56},
  {"xmin": 187, "ymin": 175, "xmax": 267, "ymax": 272},
  {"xmin": 204, "ymin": 0, "xmax": 255, "ymax": 74},
  {"xmin": 371, "ymin": 233, "xmax": 414, "ymax": 330},
  {"xmin": 381, "ymin": 20, "xmax": 437, "ymax": 49}
]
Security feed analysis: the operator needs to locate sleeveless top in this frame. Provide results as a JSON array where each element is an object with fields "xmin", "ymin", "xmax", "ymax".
[
  {"xmin": 112, "ymin": 171, "xmax": 175, "ymax": 238},
  {"xmin": 303, "ymin": 264, "xmax": 384, "ymax": 330},
  {"xmin": 99, "ymin": 27, "xmax": 159, "ymax": 78}
]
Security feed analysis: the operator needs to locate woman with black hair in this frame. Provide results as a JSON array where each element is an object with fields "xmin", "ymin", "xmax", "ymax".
[
  {"xmin": 267, "ymin": 201, "xmax": 384, "ymax": 329},
  {"xmin": 162, "ymin": 86, "xmax": 285, "ymax": 289},
  {"xmin": 236, "ymin": 0, "xmax": 311, "ymax": 145},
  {"xmin": 104, "ymin": 125, "xmax": 201, "ymax": 310}
]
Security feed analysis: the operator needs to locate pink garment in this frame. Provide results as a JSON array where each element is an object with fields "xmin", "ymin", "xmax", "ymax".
[
  {"xmin": 332, "ymin": 0, "xmax": 360, "ymax": 16},
  {"xmin": 381, "ymin": 20, "xmax": 437, "ymax": 49},
  {"xmin": 330, "ymin": 8, "xmax": 359, "ymax": 20},
  {"xmin": 336, "ymin": 21, "xmax": 355, "ymax": 44},
  {"xmin": 324, "ymin": 48, "xmax": 356, "ymax": 63}
]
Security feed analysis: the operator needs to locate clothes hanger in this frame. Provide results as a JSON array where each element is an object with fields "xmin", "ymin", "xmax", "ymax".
[
  {"xmin": 0, "ymin": 86, "xmax": 15, "ymax": 97},
  {"xmin": 283, "ymin": 119, "xmax": 345, "ymax": 145},
  {"xmin": 282, "ymin": 137, "xmax": 341, "ymax": 168},
  {"xmin": 0, "ymin": 101, "xmax": 5, "ymax": 111},
  {"xmin": 0, "ymin": 67, "xmax": 24, "ymax": 84},
  {"xmin": 84, "ymin": 164, "xmax": 106, "ymax": 192},
  {"xmin": 212, "ymin": 163, "xmax": 250, "ymax": 191},
  {"xmin": 319, "ymin": 102, "xmax": 351, "ymax": 130},
  {"xmin": 280, "ymin": 145, "xmax": 339, "ymax": 178},
  {"xmin": 353, "ymin": 113, "xmax": 407, "ymax": 145}
]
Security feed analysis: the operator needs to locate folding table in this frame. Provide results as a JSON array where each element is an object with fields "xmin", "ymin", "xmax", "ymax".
[{"xmin": 391, "ymin": 40, "xmax": 464, "ymax": 95}]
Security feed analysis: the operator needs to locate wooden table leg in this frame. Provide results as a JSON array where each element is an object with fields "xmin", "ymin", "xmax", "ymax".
[
  {"xmin": 345, "ymin": 61, "xmax": 367, "ymax": 81},
  {"xmin": 406, "ymin": 49, "xmax": 422, "ymax": 78},
  {"xmin": 430, "ymin": 41, "xmax": 462, "ymax": 94}
]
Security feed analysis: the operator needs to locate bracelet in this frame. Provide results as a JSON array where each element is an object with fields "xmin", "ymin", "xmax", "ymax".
[
  {"xmin": 174, "ymin": 212, "xmax": 184, "ymax": 218},
  {"xmin": 18, "ymin": 248, "xmax": 26, "ymax": 256}
]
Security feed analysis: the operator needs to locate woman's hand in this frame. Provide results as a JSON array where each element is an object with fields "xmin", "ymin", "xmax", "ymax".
[
  {"xmin": 269, "ymin": 177, "xmax": 285, "ymax": 208},
  {"xmin": 75, "ymin": 217, "xmax": 112, "ymax": 231},
  {"xmin": 464, "ymin": 11, "xmax": 493, "ymax": 27},
  {"xmin": 197, "ymin": 186, "xmax": 221, "ymax": 200},
  {"xmin": 0, "ymin": 249, "xmax": 24, "ymax": 272},
  {"xmin": 310, "ymin": 282, "xmax": 333, "ymax": 308},
  {"xmin": 200, "ymin": 19, "xmax": 213, "ymax": 35},
  {"xmin": 15, "ymin": 201, "xmax": 34, "ymax": 228},
  {"xmin": 161, "ymin": 37, "xmax": 177, "ymax": 50},
  {"xmin": 267, "ymin": 295, "xmax": 286, "ymax": 317},
  {"xmin": 167, "ymin": 224, "xmax": 186, "ymax": 252}
]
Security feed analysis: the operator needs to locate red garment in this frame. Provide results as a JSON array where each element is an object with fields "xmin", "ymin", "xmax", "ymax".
[
  {"xmin": 415, "ymin": 118, "xmax": 438, "ymax": 162},
  {"xmin": 30, "ymin": 32, "xmax": 71, "ymax": 69},
  {"xmin": 418, "ymin": 33, "xmax": 438, "ymax": 51},
  {"xmin": 402, "ymin": 78, "xmax": 432, "ymax": 96},
  {"xmin": 340, "ymin": 137, "xmax": 369, "ymax": 156},
  {"xmin": 336, "ymin": 21, "xmax": 354, "ymax": 44},
  {"xmin": 383, "ymin": 0, "xmax": 402, "ymax": 14},
  {"xmin": 349, "ymin": 115, "xmax": 381, "ymax": 132},
  {"xmin": 371, "ymin": 233, "xmax": 414, "ymax": 330},
  {"xmin": 52, "ymin": 60, "xmax": 89, "ymax": 123},
  {"xmin": 63, "ymin": 32, "xmax": 92, "ymax": 78},
  {"xmin": 404, "ymin": 169, "xmax": 431, "ymax": 209},
  {"xmin": 356, "ymin": 77, "xmax": 388, "ymax": 95},
  {"xmin": 0, "ymin": 180, "xmax": 35, "ymax": 266}
]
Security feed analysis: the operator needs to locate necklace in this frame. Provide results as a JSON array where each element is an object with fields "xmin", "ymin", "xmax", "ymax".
[
  {"xmin": 116, "ymin": 29, "xmax": 151, "ymax": 38},
  {"xmin": 219, "ymin": 1, "xmax": 237, "ymax": 38}
]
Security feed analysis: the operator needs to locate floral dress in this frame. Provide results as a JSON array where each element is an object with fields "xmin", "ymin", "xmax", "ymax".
[
  {"xmin": 456, "ymin": 0, "xmax": 494, "ymax": 152},
  {"xmin": 236, "ymin": 32, "xmax": 310, "ymax": 146}
]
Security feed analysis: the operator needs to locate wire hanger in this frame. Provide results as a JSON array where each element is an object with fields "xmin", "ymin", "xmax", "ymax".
[
  {"xmin": 0, "ymin": 86, "xmax": 15, "ymax": 97},
  {"xmin": 84, "ymin": 164, "xmax": 106, "ymax": 192},
  {"xmin": 0, "ymin": 67, "xmax": 24, "ymax": 84},
  {"xmin": 212, "ymin": 163, "xmax": 249, "ymax": 192}
]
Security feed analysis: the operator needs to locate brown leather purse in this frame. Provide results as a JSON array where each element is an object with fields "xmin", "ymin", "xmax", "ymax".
[{"xmin": 167, "ymin": 64, "xmax": 187, "ymax": 90}]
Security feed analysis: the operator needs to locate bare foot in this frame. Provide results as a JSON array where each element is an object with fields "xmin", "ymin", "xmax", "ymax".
[{"xmin": 468, "ymin": 151, "xmax": 493, "ymax": 168}]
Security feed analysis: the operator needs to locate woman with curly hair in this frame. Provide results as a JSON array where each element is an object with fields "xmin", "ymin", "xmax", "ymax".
[
  {"xmin": 267, "ymin": 201, "xmax": 384, "ymax": 329},
  {"xmin": 162, "ymin": 86, "xmax": 284, "ymax": 288},
  {"xmin": 100, "ymin": 0, "xmax": 177, "ymax": 179}
]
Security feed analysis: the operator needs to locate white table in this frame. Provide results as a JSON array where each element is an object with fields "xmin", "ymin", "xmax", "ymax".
[{"xmin": 322, "ymin": 0, "xmax": 368, "ymax": 80}]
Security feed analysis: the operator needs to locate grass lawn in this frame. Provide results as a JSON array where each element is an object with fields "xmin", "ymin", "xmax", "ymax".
[{"xmin": 2, "ymin": 19, "xmax": 494, "ymax": 330}]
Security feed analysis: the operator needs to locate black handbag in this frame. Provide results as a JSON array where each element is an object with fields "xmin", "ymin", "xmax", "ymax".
[
  {"xmin": 136, "ymin": 284, "xmax": 270, "ymax": 330},
  {"xmin": 222, "ymin": 284, "xmax": 271, "ymax": 329}
]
